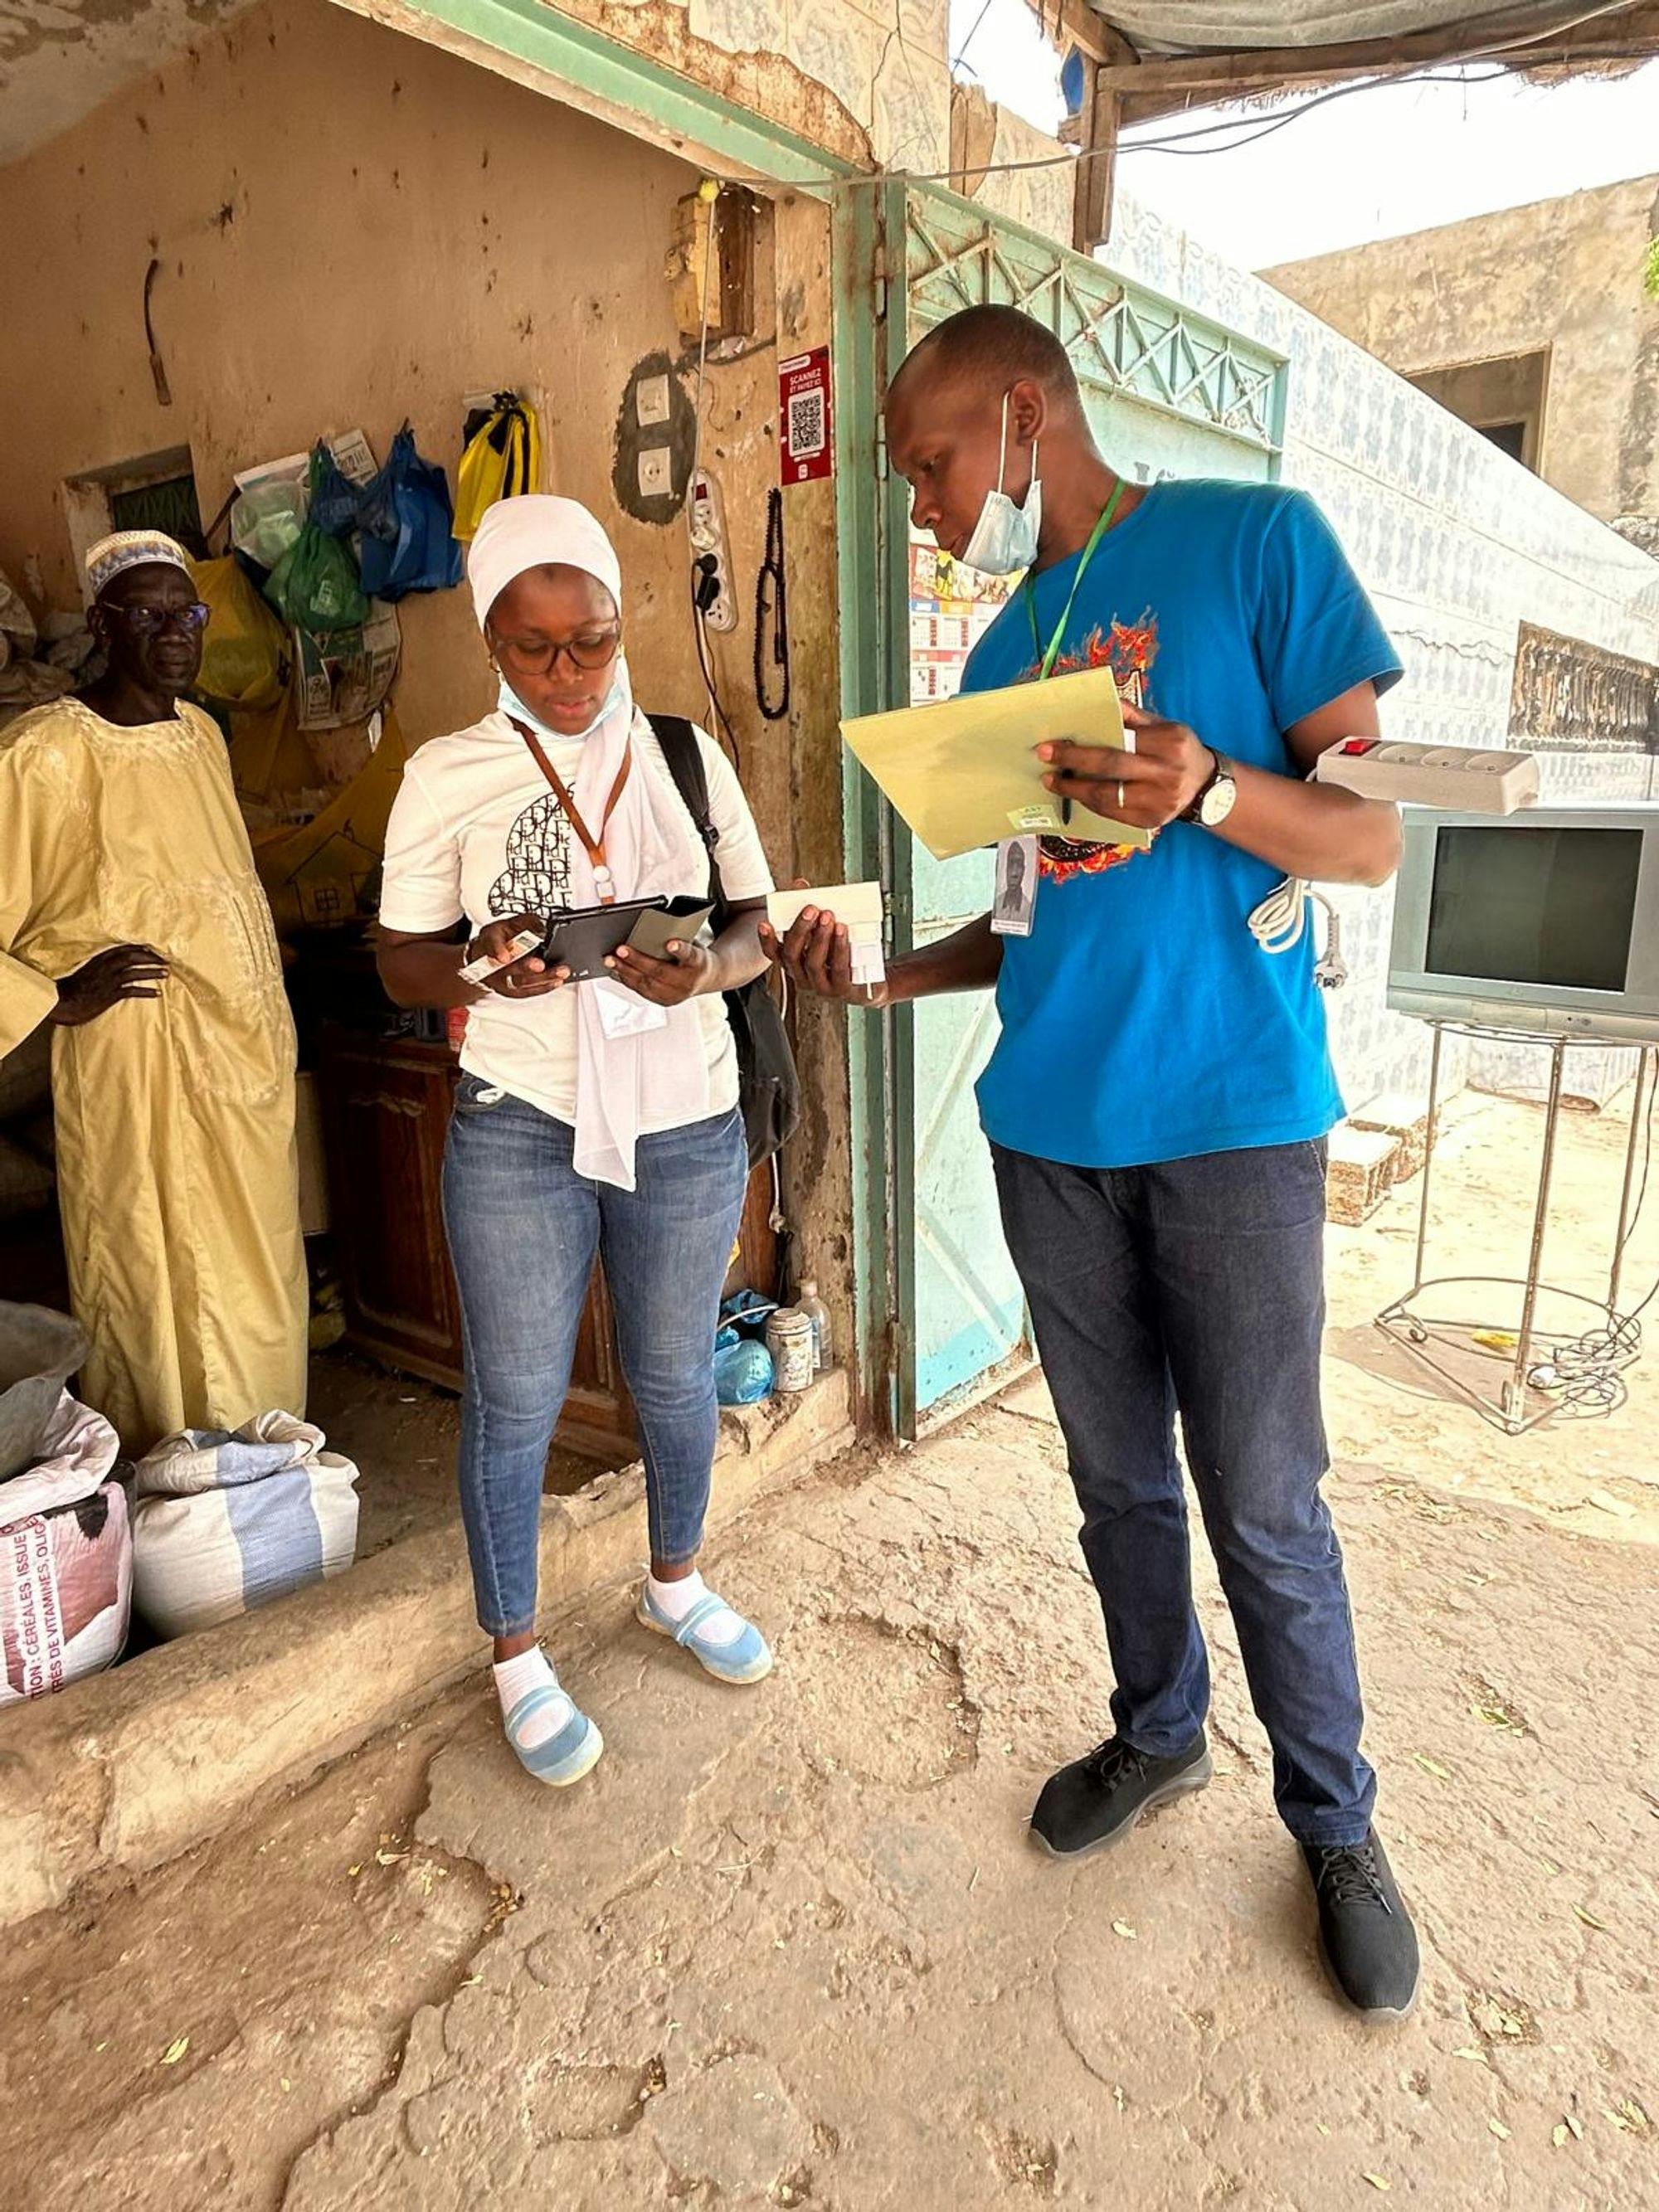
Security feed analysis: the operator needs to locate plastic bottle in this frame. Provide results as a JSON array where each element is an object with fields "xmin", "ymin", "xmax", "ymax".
[{"xmin": 796, "ymin": 1278, "xmax": 832, "ymax": 1373}]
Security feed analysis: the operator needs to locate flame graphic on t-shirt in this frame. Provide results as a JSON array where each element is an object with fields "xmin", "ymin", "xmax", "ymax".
[{"xmin": 1019, "ymin": 611, "xmax": 1160, "ymax": 884}]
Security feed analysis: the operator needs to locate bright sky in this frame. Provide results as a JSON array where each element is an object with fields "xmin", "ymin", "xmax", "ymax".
[{"xmin": 949, "ymin": 0, "xmax": 1659, "ymax": 269}]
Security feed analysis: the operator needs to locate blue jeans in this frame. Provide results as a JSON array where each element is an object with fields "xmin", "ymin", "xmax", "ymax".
[
  {"xmin": 991, "ymin": 1139, "xmax": 1375, "ymax": 1846},
  {"xmin": 442, "ymin": 1077, "xmax": 748, "ymax": 1638}
]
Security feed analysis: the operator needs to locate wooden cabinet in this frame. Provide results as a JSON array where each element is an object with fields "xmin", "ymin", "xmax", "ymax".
[{"xmin": 315, "ymin": 1027, "xmax": 776, "ymax": 1461}]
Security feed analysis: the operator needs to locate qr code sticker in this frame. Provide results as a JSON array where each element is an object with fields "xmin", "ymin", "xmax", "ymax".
[{"xmin": 789, "ymin": 386, "xmax": 826, "ymax": 459}]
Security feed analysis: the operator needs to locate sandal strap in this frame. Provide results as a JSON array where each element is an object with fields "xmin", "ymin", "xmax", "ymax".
[
  {"xmin": 504, "ymin": 1683, "xmax": 573, "ymax": 1741},
  {"xmin": 669, "ymin": 1593, "xmax": 729, "ymax": 1647}
]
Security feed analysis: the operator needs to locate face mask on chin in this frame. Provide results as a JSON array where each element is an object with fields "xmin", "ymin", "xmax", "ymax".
[
  {"xmin": 496, "ymin": 671, "xmax": 621, "ymax": 742},
  {"xmin": 959, "ymin": 391, "xmax": 1042, "ymax": 576}
]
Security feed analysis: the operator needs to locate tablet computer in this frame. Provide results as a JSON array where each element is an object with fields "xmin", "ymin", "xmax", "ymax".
[{"xmin": 534, "ymin": 897, "xmax": 667, "ymax": 982}]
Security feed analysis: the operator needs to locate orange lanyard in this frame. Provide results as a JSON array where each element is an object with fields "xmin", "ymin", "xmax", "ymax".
[{"xmin": 512, "ymin": 719, "xmax": 633, "ymax": 903}]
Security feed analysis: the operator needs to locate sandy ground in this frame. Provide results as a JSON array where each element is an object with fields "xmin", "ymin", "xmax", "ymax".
[{"xmin": 1, "ymin": 1090, "xmax": 1655, "ymax": 2211}]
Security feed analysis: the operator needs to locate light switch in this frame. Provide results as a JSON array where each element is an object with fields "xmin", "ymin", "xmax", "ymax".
[
  {"xmin": 637, "ymin": 445, "xmax": 674, "ymax": 499},
  {"xmin": 636, "ymin": 373, "xmax": 671, "ymax": 427}
]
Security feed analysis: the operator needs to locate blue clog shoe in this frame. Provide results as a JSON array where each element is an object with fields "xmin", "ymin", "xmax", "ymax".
[{"xmin": 636, "ymin": 1582, "xmax": 774, "ymax": 1685}]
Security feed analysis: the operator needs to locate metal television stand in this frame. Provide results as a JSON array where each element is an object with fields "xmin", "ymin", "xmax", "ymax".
[{"xmin": 1375, "ymin": 1025, "xmax": 1656, "ymax": 1434}]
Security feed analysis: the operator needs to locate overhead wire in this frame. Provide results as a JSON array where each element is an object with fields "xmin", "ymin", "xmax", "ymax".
[
  {"xmin": 678, "ymin": 7, "xmax": 1659, "ymax": 195},
  {"xmin": 685, "ymin": 181, "xmax": 742, "ymax": 773}
]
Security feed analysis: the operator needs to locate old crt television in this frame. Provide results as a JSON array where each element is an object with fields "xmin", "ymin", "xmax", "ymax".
[{"xmin": 1388, "ymin": 804, "xmax": 1659, "ymax": 1043}]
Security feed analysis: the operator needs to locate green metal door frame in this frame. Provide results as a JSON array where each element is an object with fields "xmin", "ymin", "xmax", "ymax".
[{"xmin": 831, "ymin": 178, "xmax": 914, "ymax": 1437}]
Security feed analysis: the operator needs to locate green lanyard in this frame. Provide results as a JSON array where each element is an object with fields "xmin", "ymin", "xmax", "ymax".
[{"xmin": 1023, "ymin": 479, "xmax": 1126, "ymax": 682}]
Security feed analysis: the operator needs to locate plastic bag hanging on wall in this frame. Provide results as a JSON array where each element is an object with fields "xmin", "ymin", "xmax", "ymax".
[
  {"xmin": 454, "ymin": 393, "xmax": 544, "ymax": 542},
  {"xmin": 263, "ymin": 447, "xmax": 369, "ymax": 637},
  {"xmin": 356, "ymin": 425, "xmax": 465, "ymax": 600}
]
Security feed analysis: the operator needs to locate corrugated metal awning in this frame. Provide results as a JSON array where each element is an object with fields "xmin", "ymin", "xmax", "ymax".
[
  {"xmin": 1082, "ymin": 2, "xmax": 1640, "ymax": 56},
  {"xmin": 1063, "ymin": 0, "xmax": 1659, "ymax": 123}
]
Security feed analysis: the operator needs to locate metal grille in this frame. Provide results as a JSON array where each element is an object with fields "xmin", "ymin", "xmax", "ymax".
[
  {"xmin": 109, "ymin": 474, "xmax": 206, "ymax": 556},
  {"xmin": 903, "ymin": 190, "xmax": 1285, "ymax": 454}
]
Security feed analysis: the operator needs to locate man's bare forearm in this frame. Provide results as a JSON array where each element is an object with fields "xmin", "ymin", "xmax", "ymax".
[{"xmin": 883, "ymin": 914, "xmax": 1002, "ymax": 1004}]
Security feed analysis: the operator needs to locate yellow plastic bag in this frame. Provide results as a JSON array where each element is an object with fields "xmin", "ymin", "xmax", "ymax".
[
  {"xmin": 249, "ymin": 706, "xmax": 411, "ymax": 934},
  {"xmin": 188, "ymin": 557, "xmax": 288, "ymax": 710},
  {"xmin": 453, "ymin": 394, "xmax": 543, "ymax": 542}
]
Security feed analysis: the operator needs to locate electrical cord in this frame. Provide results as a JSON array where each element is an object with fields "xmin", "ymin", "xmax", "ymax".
[
  {"xmin": 684, "ymin": 179, "xmax": 743, "ymax": 771},
  {"xmin": 676, "ymin": 12, "xmax": 1659, "ymax": 197},
  {"xmin": 693, "ymin": 601, "xmax": 742, "ymax": 773},
  {"xmin": 1248, "ymin": 877, "xmax": 1346, "ymax": 988}
]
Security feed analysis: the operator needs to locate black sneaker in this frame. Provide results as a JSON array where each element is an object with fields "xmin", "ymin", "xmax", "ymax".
[
  {"xmin": 1030, "ymin": 1732, "xmax": 1212, "ymax": 1858},
  {"xmin": 1302, "ymin": 1829, "xmax": 1421, "ymax": 2021}
]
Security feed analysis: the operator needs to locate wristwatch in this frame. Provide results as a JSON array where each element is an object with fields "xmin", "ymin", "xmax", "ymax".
[{"xmin": 1181, "ymin": 749, "xmax": 1238, "ymax": 829}]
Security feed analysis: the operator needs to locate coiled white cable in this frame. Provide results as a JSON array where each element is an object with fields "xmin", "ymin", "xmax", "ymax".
[{"xmin": 1248, "ymin": 878, "xmax": 1347, "ymax": 989}]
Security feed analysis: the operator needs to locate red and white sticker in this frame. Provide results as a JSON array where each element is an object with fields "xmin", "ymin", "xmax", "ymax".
[{"xmin": 779, "ymin": 347, "xmax": 833, "ymax": 486}]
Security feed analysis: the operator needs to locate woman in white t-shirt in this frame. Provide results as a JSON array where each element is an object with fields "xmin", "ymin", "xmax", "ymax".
[{"xmin": 378, "ymin": 496, "xmax": 776, "ymax": 1788}]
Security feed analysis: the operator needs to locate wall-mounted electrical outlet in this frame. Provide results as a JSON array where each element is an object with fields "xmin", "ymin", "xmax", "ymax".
[{"xmin": 638, "ymin": 445, "xmax": 674, "ymax": 500}]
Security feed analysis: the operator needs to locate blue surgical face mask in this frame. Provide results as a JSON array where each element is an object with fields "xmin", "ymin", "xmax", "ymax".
[
  {"xmin": 496, "ymin": 671, "xmax": 622, "ymax": 743},
  {"xmin": 960, "ymin": 391, "xmax": 1042, "ymax": 576}
]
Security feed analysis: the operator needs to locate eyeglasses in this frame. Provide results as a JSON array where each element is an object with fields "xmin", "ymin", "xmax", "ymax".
[
  {"xmin": 493, "ymin": 624, "xmax": 622, "ymax": 678},
  {"xmin": 106, "ymin": 601, "xmax": 212, "ymax": 637}
]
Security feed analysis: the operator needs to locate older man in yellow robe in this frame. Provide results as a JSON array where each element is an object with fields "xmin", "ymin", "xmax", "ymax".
[{"xmin": 0, "ymin": 530, "xmax": 306, "ymax": 1452}]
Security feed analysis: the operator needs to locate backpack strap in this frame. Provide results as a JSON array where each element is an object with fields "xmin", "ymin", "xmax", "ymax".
[{"xmin": 648, "ymin": 712, "xmax": 727, "ymax": 916}]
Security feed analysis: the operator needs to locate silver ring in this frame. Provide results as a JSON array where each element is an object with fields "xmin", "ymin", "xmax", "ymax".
[{"xmin": 1117, "ymin": 781, "xmax": 1126, "ymax": 813}]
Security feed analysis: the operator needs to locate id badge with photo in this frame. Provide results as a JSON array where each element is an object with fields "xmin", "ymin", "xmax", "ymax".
[{"xmin": 991, "ymin": 834, "xmax": 1039, "ymax": 938}]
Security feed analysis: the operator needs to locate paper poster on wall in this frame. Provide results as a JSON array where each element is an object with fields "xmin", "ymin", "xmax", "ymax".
[
  {"xmin": 907, "ymin": 537, "xmax": 1016, "ymax": 706},
  {"xmin": 779, "ymin": 348, "xmax": 833, "ymax": 486}
]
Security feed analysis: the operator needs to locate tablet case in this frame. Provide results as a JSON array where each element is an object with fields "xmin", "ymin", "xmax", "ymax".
[{"xmin": 533, "ymin": 896, "xmax": 714, "ymax": 981}]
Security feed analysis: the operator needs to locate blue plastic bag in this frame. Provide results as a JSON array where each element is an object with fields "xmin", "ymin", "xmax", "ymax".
[
  {"xmin": 713, "ymin": 1329, "xmax": 773, "ymax": 1406},
  {"xmin": 308, "ymin": 445, "xmax": 363, "ymax": 540},
  {"xmin": 355, "ymin": 425, "xmax": 464, "ymax": 601}
]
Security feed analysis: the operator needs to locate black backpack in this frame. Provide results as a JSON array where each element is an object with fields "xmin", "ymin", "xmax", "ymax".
[{"xmin": 649, "ymin": 714, "xmax": 800, "ymax": 1169}]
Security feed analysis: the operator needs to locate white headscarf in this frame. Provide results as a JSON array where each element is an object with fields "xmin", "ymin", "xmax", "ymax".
[{"xmin": 467, "ymin": 496, "xmax": 712, "ymax": 1191}]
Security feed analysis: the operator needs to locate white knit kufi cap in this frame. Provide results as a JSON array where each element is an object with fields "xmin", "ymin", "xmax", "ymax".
[
  {"xmin": 466, "ymin": 495, "xmax": 622, "ymax": 630},
  {"xmin": 85, "ymin": 529, "xmax": 193, "ymax": 598}
]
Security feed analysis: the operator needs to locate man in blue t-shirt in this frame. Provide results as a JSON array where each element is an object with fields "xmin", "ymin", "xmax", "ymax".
[{"xmin": 767, "ymin": 304, "xmax": 1419, "ymax": 2021}]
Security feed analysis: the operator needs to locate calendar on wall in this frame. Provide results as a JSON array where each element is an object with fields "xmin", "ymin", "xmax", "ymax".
[{"xmin": 907, "ymin": 537, "xmax": 1017, "ymax": 705}]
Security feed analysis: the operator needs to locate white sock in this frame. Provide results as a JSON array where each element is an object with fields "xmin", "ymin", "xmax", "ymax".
[
  {"xmin": 647, "ymin": 1567, "xmax": 747, "ymax": 1647},
  {"xmin": 494, "ymin": 1646, "xmax": 575, "ymax": 1749}
]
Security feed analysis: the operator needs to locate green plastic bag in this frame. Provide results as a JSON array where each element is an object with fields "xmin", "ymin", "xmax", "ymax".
[{"xmin": 263, "ymin": 449, "xmax": 368, "ymax": 636}]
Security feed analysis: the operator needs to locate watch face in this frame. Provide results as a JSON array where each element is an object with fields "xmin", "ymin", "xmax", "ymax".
[{"xmin": 1200, "ymin": 771, "xmax": 1238, "ymax": 827}]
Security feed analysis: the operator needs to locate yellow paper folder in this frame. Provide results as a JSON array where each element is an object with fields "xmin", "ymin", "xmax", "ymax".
[{"xmin": 839, "ymin": 664, "xmax": 1150, "ymax": 864}]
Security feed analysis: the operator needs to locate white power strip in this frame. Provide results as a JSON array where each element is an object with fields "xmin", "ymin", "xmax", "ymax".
[
  {"xmin": 689, "ymin": 470, "xmax": 738, "ymax": 635},
  {"xmin": 1312, "ymin": 738, "xmax": 1540, "ymax": 814}
]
